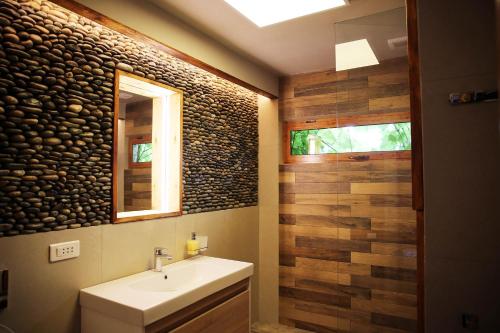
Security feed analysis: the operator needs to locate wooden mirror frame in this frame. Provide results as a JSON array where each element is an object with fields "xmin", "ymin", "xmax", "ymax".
[{"xmin": 113, "ymin": 70, "xmax": 184, "ymax": 224}]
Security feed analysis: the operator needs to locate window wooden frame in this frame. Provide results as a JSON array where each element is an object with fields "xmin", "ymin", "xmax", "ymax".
[
  {"xmin": 113, "ymin": 69, "xmax": 184, "ymax": 224},
  {"xmin": 283, "ymin": 111, "xmax": 412, "ymax": 164},
  {"xmin": 128, "ymin": 135, "xmax": 152, "ymax": 168}
]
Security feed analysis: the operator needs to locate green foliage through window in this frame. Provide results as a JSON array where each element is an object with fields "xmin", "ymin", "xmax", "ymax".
[
  {"xmin": 132, "ymin": 143, "xmax": 153, "ymax": 163},
  {"xmin": 290, "ymin": 122, "xmax": 411, "ymax": 155}
]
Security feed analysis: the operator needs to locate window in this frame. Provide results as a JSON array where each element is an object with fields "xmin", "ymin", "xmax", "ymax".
[
  {"xmin": 132, "ymin": 142, "xmax": 153, "ymax": 163},
  {"xmin": 129, "ymin": 136, "xmax": 152, "ymax": 167},
  {"xmin": 284, "ymin": 113, "xmax": 411, "ymax": 163},
  {"xmin": 291, "ymin": 122, "xmax": 411, "ymax": 155},
  {"xmin": 114, "ymin": 70, "xmax": 183, "ymax": 223}
]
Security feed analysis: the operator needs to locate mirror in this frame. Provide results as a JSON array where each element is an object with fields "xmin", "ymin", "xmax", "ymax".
[{"xmin": 113, "ymin": 71, "xmax": 183, "ymax": 223}]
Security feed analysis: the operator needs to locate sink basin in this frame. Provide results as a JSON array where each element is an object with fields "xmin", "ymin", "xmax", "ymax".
[
  {"xmin": 80, "ymin": 256, "xmax": 253, "ymax": 328},
  {"xmin": 129, "ymin": 262, "xmax": 205, "ymax": 292}
]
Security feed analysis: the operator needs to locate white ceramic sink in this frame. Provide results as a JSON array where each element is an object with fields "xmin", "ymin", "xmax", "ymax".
[
  {"xmin": 129, "ymin": 263, "xmax": 204, "ymax": 292},
  {"xmin": 80, "ymin": 256, "xmax": 253, "ymax": 328}
]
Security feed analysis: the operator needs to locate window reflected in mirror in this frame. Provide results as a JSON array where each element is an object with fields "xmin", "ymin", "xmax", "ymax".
[{"xmin": 114, "ymin": 71, "xmax": 182, "ymax": 223}]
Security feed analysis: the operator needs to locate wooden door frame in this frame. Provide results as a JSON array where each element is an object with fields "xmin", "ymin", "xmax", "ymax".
[{"xmin": 406, "ymin": 0, "xmax": 425, "ymax": 332}]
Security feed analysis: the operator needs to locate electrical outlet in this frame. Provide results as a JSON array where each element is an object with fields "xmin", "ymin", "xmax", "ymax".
[{"xmin": 49, "ymin": 241, "xmax": 80, "ymax": 262}]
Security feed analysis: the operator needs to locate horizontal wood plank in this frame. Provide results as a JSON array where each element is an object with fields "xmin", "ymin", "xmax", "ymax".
[{"xmin": 279, "ymin": 57, "xmax": 416, "ymax": 332}]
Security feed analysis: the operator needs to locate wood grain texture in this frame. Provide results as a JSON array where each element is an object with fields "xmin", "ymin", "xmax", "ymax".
[
  {"xmin": 123, "ymin": 100, "xmax": 152, "ymax": 211},
  {"xmin": 146, "ymin": 279, "xmax": 249, "ymax": 333},
  {"xmin": 170, "ymin": 290, "xmax": 249, "ymax": 333},
  {"xmin": 279, "ymin": 59, "xmax": 417, "ymax": 332},
  {"xmin": 280, "ymin": 57, "xmax": 409, "ymax": 123}
]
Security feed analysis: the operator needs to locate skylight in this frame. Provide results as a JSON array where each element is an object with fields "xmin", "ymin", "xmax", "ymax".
[
  {"xmin": 224, "ymin": 0, "xmax": 348, "ymax": 27},
  {"xmin": 335, "ymin": 39, "xmax": 379, "ymax": 71}
]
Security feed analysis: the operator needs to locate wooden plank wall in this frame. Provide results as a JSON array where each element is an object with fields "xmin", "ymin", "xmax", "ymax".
[
  {"xmin": 124, "ymin": 100, "xmax": 152, "ymax": 211},
  {"xmin": 279, "ymin": 58, "xmax": 418, "ymax": 332},
  {"xmin": 280, "ymin": 58, "xmax": 410, "ymax": 122}
]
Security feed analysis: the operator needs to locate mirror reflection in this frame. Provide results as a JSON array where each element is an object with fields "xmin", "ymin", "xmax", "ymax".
[{"xmin": 115, "ymin": 72, "xmax": 182, "ymax": 222}]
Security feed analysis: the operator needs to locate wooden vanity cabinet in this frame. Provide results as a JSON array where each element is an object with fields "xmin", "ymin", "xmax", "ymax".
[{"xmin": 145, "ymin": 279, "xmax": 250, "ymax": 333}]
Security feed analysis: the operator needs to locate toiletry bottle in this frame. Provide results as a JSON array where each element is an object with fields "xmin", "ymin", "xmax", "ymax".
[{"xmin": 187, "ymin": 232, "xmax": 199, "ymax": 256}]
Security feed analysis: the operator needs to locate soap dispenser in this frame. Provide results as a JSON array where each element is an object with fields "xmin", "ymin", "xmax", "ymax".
[{"xmin": 187, "ymin": 232, "xmax": 199, "ymax": 256}]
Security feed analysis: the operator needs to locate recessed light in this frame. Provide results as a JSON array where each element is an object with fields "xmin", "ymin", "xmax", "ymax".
[
  {"xmin": 225, "ymin": 0, "xmax": 348, "ymax": 27},
  {"xmin": 335, "ymin": 39, "xmax": 379, "ymax": 71}
]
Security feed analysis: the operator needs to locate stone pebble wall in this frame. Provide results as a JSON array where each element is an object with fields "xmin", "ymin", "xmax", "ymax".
[{"xmin": 0, "ymin": 0, "xmax": 258, "ymax": 237}]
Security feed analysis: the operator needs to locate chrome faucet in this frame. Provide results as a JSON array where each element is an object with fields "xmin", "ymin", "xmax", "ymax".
[{"xmin": 153, "ymin": 247, "xmax": 173, "ymax": 272}]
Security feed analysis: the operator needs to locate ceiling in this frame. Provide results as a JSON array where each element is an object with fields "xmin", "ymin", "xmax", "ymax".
[{"xmin": 147, "ymin": 0, "xmax": 407, "ymax": 76}]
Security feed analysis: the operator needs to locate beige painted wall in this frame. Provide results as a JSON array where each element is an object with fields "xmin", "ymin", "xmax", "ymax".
[
  {"xmin": 74, "ymin": 0, "xmax": 279, "ymax": 96},
  {"xmin": 418, "ymin": 0, "xmax": 500, "ymax": 330},
  {"xmin": 0, "ymin": 207, "xmax": 259, "ymax": 333},
  {"xmin": 257, "ymin": 96, "xmax": 280, "ymax": 323}
]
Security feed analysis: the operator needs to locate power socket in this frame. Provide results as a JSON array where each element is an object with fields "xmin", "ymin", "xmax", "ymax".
[{"xmin": 49, "ymin": 240, "xmax": 80, "ymax": 262}]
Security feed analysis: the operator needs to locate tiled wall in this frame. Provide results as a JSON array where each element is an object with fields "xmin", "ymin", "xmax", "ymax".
[{"xmin": 278, "ymin": 58, "xmax": 418, "ymax": 332}]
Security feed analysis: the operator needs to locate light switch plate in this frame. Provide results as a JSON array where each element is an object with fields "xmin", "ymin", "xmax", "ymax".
[{"xmin": 49, "ymin": 240, "xmax": 80, "ymax": 262}]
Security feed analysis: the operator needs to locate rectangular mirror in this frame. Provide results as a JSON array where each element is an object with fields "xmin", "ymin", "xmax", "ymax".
[{"xmin": 113, "ymin": 70, "xmax": 183, "ymax": 223}]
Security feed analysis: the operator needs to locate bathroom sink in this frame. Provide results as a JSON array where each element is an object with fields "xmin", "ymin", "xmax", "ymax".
[
  {"xmin": 129, "ymin": 262, "xmax": 205, "ymax": 292},
  {"xmin": 80, "ymin": 256, "xmax": 253, "ymax": 327}
]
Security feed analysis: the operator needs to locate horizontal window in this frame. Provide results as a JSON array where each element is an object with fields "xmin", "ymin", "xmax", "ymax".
[{"xmin": 291, "ymin": 122, "xmax": 411, "ymax": 156}]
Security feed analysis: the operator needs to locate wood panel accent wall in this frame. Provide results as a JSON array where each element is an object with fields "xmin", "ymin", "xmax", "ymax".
[
  {"xmin": 279, "ymin": 59, "xmax": 417, "ymax": 332},
  {"xmin": 280, "ymin": 57, "xmax": 410, "ymax": 122}
]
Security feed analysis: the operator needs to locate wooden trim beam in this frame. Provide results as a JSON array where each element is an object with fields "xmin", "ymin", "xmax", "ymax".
[
  {"xmin": 407, "ymin": 0, "xmax": 424, "ymax": 212},
  {"xmin": 49, "ymin": 0, "xmax": 278, "ymax": 99},
  {"xmin": 406, "ymin": 0, "xmax": 425, "ymax": 332}
]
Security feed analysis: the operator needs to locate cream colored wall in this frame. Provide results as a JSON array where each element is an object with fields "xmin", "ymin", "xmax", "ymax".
[
  {"xmin": 0, "ymin": 207, "xmax": 259, "ymax": 333},
  {"xmin": 74, "ymin": 0, "xmax": 278, "ymax": 96},
  {"xmin": 418, "ymin": 0, "xmax": 500, "ymax": 330},
  {"xmin": 257, "ymin": 96, "xmax": 280, "ymax": 323}
]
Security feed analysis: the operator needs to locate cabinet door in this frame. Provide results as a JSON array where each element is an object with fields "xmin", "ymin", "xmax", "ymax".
[{"xmin": 171, "ymin": 290, "xmax": 249, "ymax": 333}]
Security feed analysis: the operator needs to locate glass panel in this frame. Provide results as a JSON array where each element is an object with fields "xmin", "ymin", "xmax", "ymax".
[
  {"xmin": 290, "ymin": 122, "xmax": 411, "ymax": 155},
  {"xmin": 330, "ymin": 7, "xmax": 417, "ymax": 332}
]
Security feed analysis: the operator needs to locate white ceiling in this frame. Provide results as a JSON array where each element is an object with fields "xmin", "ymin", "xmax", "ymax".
[{"xmin": 147, "ymin": 0, "xmax": 407, "ymax": 75}]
